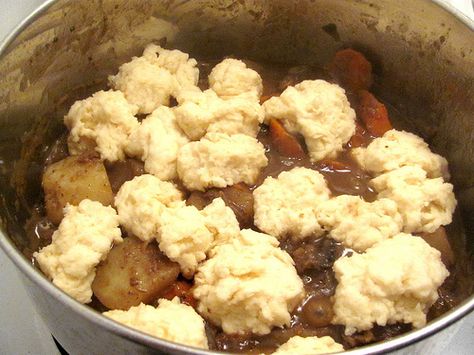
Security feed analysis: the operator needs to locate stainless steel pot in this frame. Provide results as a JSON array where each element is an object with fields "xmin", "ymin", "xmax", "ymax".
[{"xmin": 0, "ymin": 0, "xmax": 473, "ymax": 354}]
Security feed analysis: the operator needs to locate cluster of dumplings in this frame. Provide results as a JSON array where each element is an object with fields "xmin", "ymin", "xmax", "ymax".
[{"xmin": 34, "ymin": 44, "xmax": 456, "ymax": 354}]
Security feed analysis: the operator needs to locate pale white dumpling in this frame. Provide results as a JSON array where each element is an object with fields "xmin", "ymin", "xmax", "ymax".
[
  {"xmin": 104, "ymin": 298, "xmax": 208, "ymax": 349},
  {"xmin": 64, "ymin": 90, "xmax": 139, "ymax": 162},
  {"xmin": 208, "ymin": 58, "xmax": 263, "ymax": 100},
  {"xmin": 109, "ymin": 44, "xmax": 199, "ymax": 114},
  {"xmin": 263, "ymin": 80, "xmax": 356, "ymax": 162},
  {"xmin": 34, "ymin": 200, "xmax": 122, "ymax": 304},
  {"xmin": 174, "ymin": 88, "xmax": 264, "ymax": 140},
  {"xmin": 317, "ymin": 195, "xmax": 403, "ymax": 251},
  {"xmin": 253, "ymin": 167, "xmax": 331, "ymax": 239},
  {"xmin": 333, "ymin": 233, "xmax": 449, "ymax": 335},
  {"xmin": 272, "ymin": 336, "xmax": 344, "ymax": 355},
  {"xmin": 158, "ymin": 204, "xmax": 213, "ymax": 278},
  {"xmin": 114, "ymin": 175, "xmax": 183, "ymax": 242},
  {"xmin": 371, "ymin": 166, "xmax": 456, "ymax": 233},
  {"xmin": 177, "ymin": 133, "xmax": 268, "ymax": 191},
  {"xmin": 352, "ymin": 129, "xmax": 450, "ymax": 179},
  {"xmin": 126, "ymin": 106, "xmax": 189, "ymax": 181},
  {"xmin": 193, "ymin": 229, "xmax": 304, "ymax": 335}
]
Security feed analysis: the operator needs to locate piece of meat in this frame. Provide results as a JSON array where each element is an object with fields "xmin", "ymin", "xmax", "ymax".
[
  {"xmin": 372, "ymin": 323, "xmax": 412, "ymax": 341},
  {"xmin": 329, "ymin": 48, "xmax": 373, "ymax": 92},
  {"xmin": 342, "ymin": 329, "xmax": 376, "ymax": 349},
  {"xmin": 213, "ymin": 333, "xmax": 262, "ymax": 353},
  {"xmin": 92, "ymin": 237, "xmax": 180, "ymax": 310},
  {"xmin": 187, "ymin": 183, "xmax": 254, "ymax": 228},
  {"xmin": 284, "ymin": 237, "xmax": 343, "ymax": 274},
  {"xmin": 356, "ymin": 90, "xmax": 392, "ymax": 137},
  {"xmin": 342, "ymin": 322, "xmax": 412, "ymax": 348}
]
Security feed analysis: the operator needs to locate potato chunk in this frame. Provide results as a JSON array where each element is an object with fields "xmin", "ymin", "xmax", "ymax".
[
  {"xmin": 42, "ymin": 155, "xmax": 114, "ymax": 224},
  {"xmin": 92, "ymin": 237, "xmax": 180, "ymax": 310}
]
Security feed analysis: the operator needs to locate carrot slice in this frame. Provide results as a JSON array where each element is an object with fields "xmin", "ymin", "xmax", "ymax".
[
  {"xmin": 357, "ymin": 90, "xmax": 392, "ymax": 137},
  {"xmin": 269, "ymin": 119, "xmax": 305, "ymax": 158},
  {"xmin": 162, "ymin": 281, "xmax": 197, "ymax": 308},
  {"xmin": 329, "ymin": 48, "xmax": 373, "ymax": 92},
  {"xmin": 319, "ymin": 159, "xmax": 350, "ymax": 171}
]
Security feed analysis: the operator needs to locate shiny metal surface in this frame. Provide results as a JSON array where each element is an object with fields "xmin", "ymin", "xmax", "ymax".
[{"xmin": 0, "ymin": 1, "xmax": 473, "ymax": 354}]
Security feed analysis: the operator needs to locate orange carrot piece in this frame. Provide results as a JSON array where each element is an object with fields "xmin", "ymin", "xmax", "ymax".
[
  {"xmin": 319, "ymin": 159, "xmax": 350, "ymax": 171},
  {"xmin": 357, "ymin": 90, "xmax": 392, "ymax": 137},
  {"xmin": 269, "ymin": 119, "xmax": 305, "ymax": 158},
  {"xmin": 162, "ymin": 281, "xmax": 197, "ymax": 308},
  {"xmin": 329, "ymin": 48, "xmax": 373, "ymax": 92}
]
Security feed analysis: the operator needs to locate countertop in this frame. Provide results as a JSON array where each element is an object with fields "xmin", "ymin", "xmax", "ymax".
[{"xmin": 0, "ymin": 1, "xmax": 473, "ymax": 354}]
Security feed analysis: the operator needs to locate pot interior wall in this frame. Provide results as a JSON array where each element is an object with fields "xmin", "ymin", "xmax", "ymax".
[{"xmin": 0, "ymin": 0, "xmax": 473, "ymax": 315}]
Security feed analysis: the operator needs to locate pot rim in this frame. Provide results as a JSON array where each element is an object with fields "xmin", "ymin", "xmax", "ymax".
[{"xmin": 0, "ymin": 0, "xmax": 473, "ymax": 354}]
